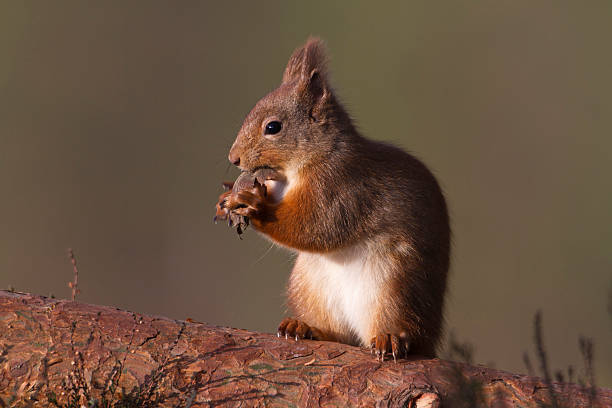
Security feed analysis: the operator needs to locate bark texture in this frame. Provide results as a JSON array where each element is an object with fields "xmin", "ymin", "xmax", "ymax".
[{"xmin": 0, "ymin": 290, "xmax": 610, "ymax": 407}]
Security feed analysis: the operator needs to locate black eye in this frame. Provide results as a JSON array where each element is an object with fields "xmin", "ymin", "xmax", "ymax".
[{"xmin": 264, "ymin": 121, "xmax": 282, "ymax": 135}]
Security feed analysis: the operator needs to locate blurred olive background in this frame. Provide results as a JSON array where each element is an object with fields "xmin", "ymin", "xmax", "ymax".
[{"xmin": 1, "ymin": 1, "xmax": 610, "ymax": 386}]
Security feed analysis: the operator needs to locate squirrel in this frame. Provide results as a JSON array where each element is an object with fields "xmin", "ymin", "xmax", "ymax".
[{"xmin": 215, "ymin": 38, "xmax": 450, "ymax": 360}]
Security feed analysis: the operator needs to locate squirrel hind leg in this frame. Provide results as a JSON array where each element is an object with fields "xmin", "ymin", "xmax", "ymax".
[
  {"xmin": 369, "ymin": 326, "xmax": 440, "ymax": 361},
  {"xmin": 277, "ymin": 317, "xmax": 334, "ymax": 342},
  {"xmin": 370, "ymin": 331, "xmax": 411, "ymax": 362},
  {"xmin": 277, "ymin": 317, "xmax": 311, "ymax": 340}
]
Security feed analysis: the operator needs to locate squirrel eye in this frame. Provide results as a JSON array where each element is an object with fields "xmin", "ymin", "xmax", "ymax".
[{"xmin": 264, "ymin": 121, "xmax": 282, "ymax": 135}]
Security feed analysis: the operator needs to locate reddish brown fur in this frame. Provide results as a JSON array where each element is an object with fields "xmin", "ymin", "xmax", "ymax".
[{"xmin": 218, "ymin": 38, "xmax": 450, "ymax": 359}]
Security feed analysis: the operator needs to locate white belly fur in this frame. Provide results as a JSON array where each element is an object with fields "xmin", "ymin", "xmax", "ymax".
[{"xmin": 297, "ymin": 241, "xmax": 391, "ymax": 345}]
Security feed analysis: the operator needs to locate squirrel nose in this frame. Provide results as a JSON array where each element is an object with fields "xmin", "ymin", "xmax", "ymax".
[{"xmin": 228, "ymin": 151, "xmax": 240, "ymax": 166}]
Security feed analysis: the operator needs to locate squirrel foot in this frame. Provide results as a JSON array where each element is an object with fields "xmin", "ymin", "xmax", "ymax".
[
  {"xmin": 370, "ymin": 332, "xmax": 410, "ymax": 362},
  {"xmin": 277, "ymin": 318, "xmax": 325, "ymax": 342}
]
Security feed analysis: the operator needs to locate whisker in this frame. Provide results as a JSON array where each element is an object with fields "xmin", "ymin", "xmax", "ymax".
[{"xmin": 250, "ymin": 242, "xmax": 276, "ymax": 267}]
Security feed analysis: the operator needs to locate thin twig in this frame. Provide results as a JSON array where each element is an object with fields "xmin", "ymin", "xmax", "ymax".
[
  {"xmin": 534, "ymin": 310, "xmax": 558, "ymax": 408},
  {"xmin": 522, "ymin": 351, "xmax": 534, "ymax": 376},
  {"xmin": 579, "ymin": 336, "xmax": 597, "ymax": 406},
  {"xmin": 67, "ymin": 248, "xmax": 80, "ymax": 301}
]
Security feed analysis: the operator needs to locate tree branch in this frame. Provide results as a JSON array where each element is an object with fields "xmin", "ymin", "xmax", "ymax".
[{"xmin": 0, "ymin": 291, "xmax": 609, "ymax": 407}]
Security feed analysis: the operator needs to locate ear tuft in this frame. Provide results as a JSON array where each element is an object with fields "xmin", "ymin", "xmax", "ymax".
[{"xmin": 282, "ymin": 37, "xmax": 329, "ymax": 85}]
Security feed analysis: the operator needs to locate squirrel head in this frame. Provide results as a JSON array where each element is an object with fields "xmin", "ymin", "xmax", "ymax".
[{"xmin": 228, "ymin": 37, "xmax": 354, "ymax": 175}]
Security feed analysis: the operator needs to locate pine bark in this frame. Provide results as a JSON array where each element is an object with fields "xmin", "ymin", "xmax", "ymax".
[{"xmin": 0, "ymin": 291, "xmax": 609, "ymax": 407}]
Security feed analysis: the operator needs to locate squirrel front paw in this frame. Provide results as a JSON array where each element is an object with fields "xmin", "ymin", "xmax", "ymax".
[
  {"xmin": 224, "ymin": 179, "xmax": 267, "ymax": 219},
  {"xmin": 214, "ymin": 178, "xmax": 268, "ymax": 236},
  {"xmin": 214, "ymin": 182, "xmax": 235, "ymax": 222},
  {"xmin": 370, "ymin": 332, "xmax": 410, "ymax": 362}
]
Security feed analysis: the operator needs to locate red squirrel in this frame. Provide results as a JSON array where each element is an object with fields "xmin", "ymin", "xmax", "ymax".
[{"xmin": 215, "ymin": 38, "xmax": 450, "ymax": 360}]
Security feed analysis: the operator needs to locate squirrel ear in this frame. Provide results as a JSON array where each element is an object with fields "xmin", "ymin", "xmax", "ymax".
[
  {"xmin": 282, "ymin": 37, "xmax": 328, "ymax": 85},
  {"xmin": 282, "ymin": 37, "xmax": 331, "ymax": 119}
]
